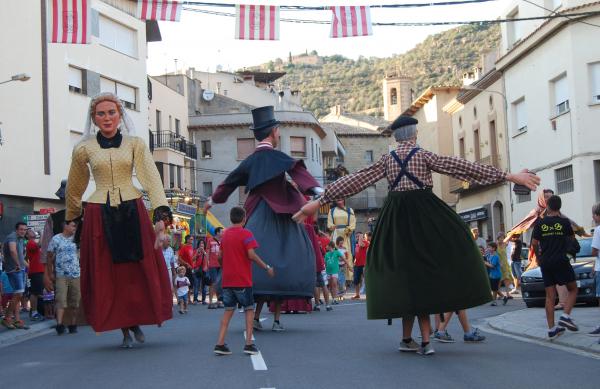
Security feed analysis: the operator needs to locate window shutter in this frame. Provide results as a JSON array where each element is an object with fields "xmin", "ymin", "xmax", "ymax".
[
  {"xmin": 515, "ymin": 99, "xmax": 527, "ymax": 131},
  {"xmin": 591, "ymin": 63, "xmax": 600, "ymax": 101},
  {"xmin": 100, "ymin": 77, "xmax": 115, "ymax": 93},
  {"xmin": 237, "ymin": 138, "xmax": 255, "ymax": 159},
  {"xmin": 68, "ymin": 66, "xmax": 83, "ymax": 89},
  {"xmin": 116, "ymin": 83, "xmax": 136, "ymax": 105},
  {"xmin": 553, "ymin": 75, "xmax": 568, "ymax": 106}
]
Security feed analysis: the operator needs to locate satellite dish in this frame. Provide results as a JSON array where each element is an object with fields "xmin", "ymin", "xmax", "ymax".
[{"xmin": 202, "ymin": 89, "xmax": 214, "ymax": 101}]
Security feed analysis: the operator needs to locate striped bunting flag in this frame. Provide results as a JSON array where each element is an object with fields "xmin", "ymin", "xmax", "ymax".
[
  {"xmin": 137, "ymin": 0, "xmax": 182, "ymax": 22},
  {"xmin": 330, "ymin": 6, "xmax": 373, "ymax": 38},
  {"xmin": 235, "ymin": 5, "xmax": 280, "ymax": 40},
  {"xmin": 48, "ymin": 0, "xmax": 91, "ymax": 44}
]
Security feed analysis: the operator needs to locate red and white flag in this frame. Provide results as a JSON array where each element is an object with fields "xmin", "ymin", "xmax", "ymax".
[
  {"xmin": 137, "ymin": 0, "xmax": 182, "ymax": 22},
  {"xmin": 330, "ymin": 6, "xmax": 373, "ymax": 38},
  {"xmin": 235, "ymin": 5, "xmax": 280, "ymax": 40},
  {"xmin": 48, "ymin": 0, "xmax": 91, "ymax": 44}
]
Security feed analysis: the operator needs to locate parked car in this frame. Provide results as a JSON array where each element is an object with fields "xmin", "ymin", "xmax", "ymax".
[{"xmin": 521, "ymin": 238, "xmax": 597, "ymax": 308}]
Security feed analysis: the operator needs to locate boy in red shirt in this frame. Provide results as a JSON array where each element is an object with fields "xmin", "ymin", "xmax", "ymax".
[
  {"xmin": 214, "ymin": 207, "xmax": 274, "ymax": 356},
  {"xmin": 352, "ymin": 232, "xmax": 369, "ymax": 300}
]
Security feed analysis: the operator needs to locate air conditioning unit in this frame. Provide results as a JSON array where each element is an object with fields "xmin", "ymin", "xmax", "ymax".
[
  {"xmin": 556, "ymin": 100, "xmax": 570, "ymax": 115},
  {"xmin": 593, "ymin": 94, "xmax": 600, "ymax": 103}
]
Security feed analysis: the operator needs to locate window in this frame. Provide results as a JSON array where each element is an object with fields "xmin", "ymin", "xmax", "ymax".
[
  {"xmin": 290, "ymin": 136, "xmax": 306, "ymax": 157},
  {"xmin": 169, "ymin": 164, "xmax": 175, "ymax": 188},
  {"xmin": 101, "ymin": 77, "xmax": 137, "ymax": 110},
  {"xmin": 589, "ymin": 62, "xmax": 600, "ymax": 104},
  {"xmin": 489, "ymin": 95, "xmax": 493, "ymax": 109},
  {"xmin": 513, "ymin": 98, "xmax": 527, "ymax": 133},
  {"xmin": 311, "ymin": 138, "xmax": 314, "ymax": 161},
  {"xmin": 595, "ymin": 160, "xmax": 600, "ymax": 202},
  {"xmin": 68, "ymin": 66, "xmax": 85, "ymax": 94},
  {"xmin": 552, "ymin": 74, "xmax": 569, "ymax": 115},
  {"xmin": 239, "ymin": 186, "xmax": 249, "ymax": 205},
  {"xmin": 390, "ymin": 88, "xmax": 398, "ymax": 105},
  {"xmin": 155, "ymin": 162, "xmax": 164, "ymax": 186},
  {"xmin": 201, "ymin": 140, "xmax": 212, "ymax": 158},
  {"xmin": 156, "ymin": 110, "xmax": 162, "ymax": 132},
  {"xmin": 555, "ymin": 165, "xmax": 574, "ymax": 194},
  {"xmin": 364, "ymin": 150, "xmax": 374, "ymax": 163},
  {"xmin": 507, "ymin": 8, "xmax": 522, "ymax": 45},
  {"xmin": 473, "ymin": 106, "xmax": 477, "ymax": 119},
  {"xmin": 516, "ymin": 192, "xmax": 531, "ymax": 203},
  {"xmin": 473, "ymin": 129, "xmax": 481, "ymax": 161},
  {"xmin": 169, "ymin": 115, "xmax": 172, "ymax": 132},
  {"xmin": 459, "ymin": 137, "xmax": 465, "ymax": 158},
  {"xmin": 98, "ymin": 15, "xmax": 137, "ymax": 57},
  {"xmin": 237, "ymin": 138, "xmax": 255, "ymax": 160},
  {"xmin": 459, "ymin": 116, "xmax": 463, "ymax": 128},
  {"xmin": 177, "ymin": 166, "xmax": 182, "ymax": 189},
  {"xmin": 175, "ymin": 119, "xmax": 181, "ymax": 137},
  {"xmin": 202, "ymin": 182, "xmax": 213, "ymax": 197}
]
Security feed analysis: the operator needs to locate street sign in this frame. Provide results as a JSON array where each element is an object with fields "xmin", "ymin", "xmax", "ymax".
[{"xmin": 24, "ymin": 214, "xmax": 49, "ymax": 234}]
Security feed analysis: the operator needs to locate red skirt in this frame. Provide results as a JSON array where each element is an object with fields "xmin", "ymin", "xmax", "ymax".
[
  {"xmin": 269, "ymin": 299, "xmax": 312, "ymax": 313},
  {"xmin": 80, "ymin": 199, "xmax": 173, "ymax": 332}
]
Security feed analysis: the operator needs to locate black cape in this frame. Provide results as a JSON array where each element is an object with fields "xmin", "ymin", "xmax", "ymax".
[{"xmin": 224, "ymin": 149, "xmax": 299, "ymax": 192}]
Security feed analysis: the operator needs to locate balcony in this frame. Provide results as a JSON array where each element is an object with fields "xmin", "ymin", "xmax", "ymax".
[
  {"xmin": 449, "ymin": 155, "xmax": 501, "ymax": 194},
  {"xmin": 345, "ymin": 196, "xmax": 386, "ymax": 211},
  {"xmin": 150, "ymin": 131, "xmax": 197, "ymax": 160}
]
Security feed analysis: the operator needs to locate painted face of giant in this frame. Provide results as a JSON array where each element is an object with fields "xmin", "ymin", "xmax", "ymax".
[{"xmin": 93, "ymin": 100, "xmax": 121, "ymax": 138}]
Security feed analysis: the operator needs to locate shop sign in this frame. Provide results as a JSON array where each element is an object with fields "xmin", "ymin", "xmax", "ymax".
[
  {"xmin": 459, "ymin": 208, "xmax": 488, "ymax": 223},
  {"xmin": 176, "ymin": 203, "xmax": 197, "ymax": 216},
  {"xmin": 24, "ymin": 214, "xmax": 49, "ymax": 234},
  {"xmin": 39, "ymin": 208, "xmax": 56, "ymax": 215}
]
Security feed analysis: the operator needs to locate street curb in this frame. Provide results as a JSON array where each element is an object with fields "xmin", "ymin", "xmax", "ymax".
[
  {"xmin": 486, "ymin": 310, "xmax": 600, "ymax": 357},
  {"xmin": 0, "ymin": 320, "xmax": 55, "ymax": 348}
]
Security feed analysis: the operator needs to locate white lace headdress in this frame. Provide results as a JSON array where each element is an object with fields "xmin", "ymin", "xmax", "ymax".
[{"xmin": 82, "ymin": 92, "xmax": 136, "ymax": 141}]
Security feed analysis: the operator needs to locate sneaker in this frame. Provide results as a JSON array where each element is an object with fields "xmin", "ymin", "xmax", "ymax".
[
  {"xmin": 12, "ymin": 320, "xmax": 30, "ymax": 330},
  {"xmin": 55, "ymin": 323, "xmax": 65, "ymax": 335},
  {"xmin": 130, "ymin": 326, "xmax": 145, "ymax": 343},
  {"xmin": 433, "ymin": 330, "xmax": 455, "ymax": 343},
  {"xmin": 464, "ymin": 328, "xmax": 486, "ymax": 343},
  {"xmin": 490, "ymin": 301, "xmax": 497, "ymax": 306},
  {"xmin": 417, "ymin": 343, "xmax": 435, "ymax": 356},
  {"xmin": 214, "ymin": 344, "xmax": 232, "ymax": 355},
  {"xmin": 313, "ymin": 305, "xmax": 320, "ymax": 312},
  {"xmin": 243, "ymin": 344, "xmax": 259, "ymax": 355},
  {"xmin": 332, "ymin": 300, "xmax": 339, "ymax": 305},
  {"xmin": 68, "ymin": 325, "xmax": 78, "ymax": 334},
  {"xmin": 30, "ymin": 313, "xmax": 44, "ymax": 322},
  {"xmin": 272, "ymin": 321, "xmax": 285, "ymax": 332},
  {"xmin": 509, "ymin": 289, "xmax": 520, "ymax": 295},
  {"xmin": 121, "ymin": 335, "xmax": 133, "ymax": 348},
  {"xmin": 587, "ymin": 326, "xmax": 600, "ymax": 337},
  {"xmin": 1, "ymin": 318, "xmax": 16, "ymax": 330},
  {"xmin": 351, "ymin": 295, "xmax": 361, "ymax": 300},
  {"xmin": 326, "ymin": 305, "xmax": 333, "ymax": 311},
  {"xmin": 207, "ymin": 303, "xmax": 216, "ymax": 309},
  {"xmin": 548, "ymin": 326, "xmax": 566, "ymax": 340},
  {"xmin": 398, "ymin": 339, "xmax": 419, "ymax": 352},
  {"xmin": 558, "ymin": 316, "xmax": 579, "ymax": 332},
  {"xmin": 253, "ymin": 319, "xmax": 263, "ymax": 331},
  {"xmin": 502, "ymin": 296, "xmax": 509, "ymax": 306}
]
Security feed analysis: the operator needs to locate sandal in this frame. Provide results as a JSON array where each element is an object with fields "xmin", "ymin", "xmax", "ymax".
[
  {"xmin": 12, "ymin": 320, "xmax": 30, "ymax": 330},
  {"xmin": 1, "ymin": 318, "xmax": 16, "ymax": 330}
]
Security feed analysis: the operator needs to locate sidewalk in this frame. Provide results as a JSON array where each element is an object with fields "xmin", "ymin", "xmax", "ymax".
[
  {"xmin": 487, "ymin": 307, "xmax": 600, "ymax": 355},
  {"xmin": 0, "ymin": 315, "xmax": 55, "ymax": 347}
]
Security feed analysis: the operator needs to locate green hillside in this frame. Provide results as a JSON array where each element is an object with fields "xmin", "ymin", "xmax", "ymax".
[{"xmin": 257, "ymin": 24, "xmax": 500, "ymax": 118}]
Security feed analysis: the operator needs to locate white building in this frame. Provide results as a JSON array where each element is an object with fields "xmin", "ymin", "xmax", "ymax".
[
  {"xmin": 0, "ymin": 0, "xmax": 159, "ymax": 236},
  {"xmin": 497, "ymin": 0, "xmax": 600, "ymax": 231}
]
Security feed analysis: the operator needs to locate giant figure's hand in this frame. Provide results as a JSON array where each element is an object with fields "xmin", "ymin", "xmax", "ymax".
[
  {"xmin": 292, "ymin": 200, "xmax": 321, "ymax": 223},
  {"xmin": 506, "ymin": 169, "xmax": 540, "ymax": 191}
]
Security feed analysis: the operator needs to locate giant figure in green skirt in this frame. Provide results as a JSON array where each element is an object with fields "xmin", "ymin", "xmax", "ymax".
[{"xmin": 294, "ymin": 115, "xmax": 540, "ymax": 355}]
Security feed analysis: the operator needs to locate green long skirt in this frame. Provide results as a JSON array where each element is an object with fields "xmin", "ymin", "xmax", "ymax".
[{"xmin": 365, "ymin": 189, "xmax": 492, "ymax": 319}]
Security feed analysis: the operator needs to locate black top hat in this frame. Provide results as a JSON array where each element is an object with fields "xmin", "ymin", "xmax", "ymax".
[
  {"xmin": 250, "ymin": 106, "xmax": 280, "ymax": 132},
  {"xmin": 55, "ymin": 179, "xmax": 67, "ymax": 200},
  {"xmin": 390, "ymin": 115, "xmax": 418, "ymax": 131}
]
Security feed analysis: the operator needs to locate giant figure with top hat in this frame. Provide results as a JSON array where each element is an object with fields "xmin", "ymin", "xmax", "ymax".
[{"xmin": 205, "ymin": 106, "xmax": 322, "ymax": 327}]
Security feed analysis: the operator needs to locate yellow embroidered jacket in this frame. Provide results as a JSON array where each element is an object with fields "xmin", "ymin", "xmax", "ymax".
[{"xmin": 65, "ymin": 136, "xmax": 167, "ymax": 221}]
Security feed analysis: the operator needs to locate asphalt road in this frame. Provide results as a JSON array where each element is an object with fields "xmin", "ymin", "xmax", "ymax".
[{"xmin": 1, "ymin": 297, "xmax": 597, "ymax": 389}]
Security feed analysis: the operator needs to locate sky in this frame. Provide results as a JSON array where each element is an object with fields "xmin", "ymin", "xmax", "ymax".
[{"xmin": 147, "ymin": 0, "xmax": 513, "ymax": 75}]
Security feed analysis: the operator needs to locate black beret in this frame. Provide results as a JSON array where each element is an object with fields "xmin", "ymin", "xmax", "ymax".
[{"xmin": 390, "ymin": 115, "xmax": 418, "ymax": 131}]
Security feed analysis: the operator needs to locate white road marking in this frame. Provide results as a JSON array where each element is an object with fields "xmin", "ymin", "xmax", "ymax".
[
  {"xmin": 244, "ymin": 329, "xmax": 267, "ymax": 370},
  {"xmin": 243, "ymin": 330, "xmax": 256, "ymax": 341}
]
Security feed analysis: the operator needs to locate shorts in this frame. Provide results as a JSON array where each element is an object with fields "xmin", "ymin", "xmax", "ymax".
[
  {"xmin": 315, "ymin": 272, "xmax": 325, "ymax": 288},
  {"xmin": 595, "ymin": 272, "xmax": 600, "ymax": 298},
  {"xmin": 29, "ymin": 272, "xmax": 44, "ymax": 296},
  {"xmin": 177, "ymin": 293, "xmax": 188, "ymax": 303},
  {"xmin": 511, "ymin": 261, "xmax": 523, "ymax": 280},
  {"xmin": 327, "ymin": 273, "xmax": 338, "ymax": 280},
  {"xmin": 6, "ymin": 270, "xmax": 26, "ymax": 294},
  {"xmin": 540, "ymin": 260, "xmax": 576, "ymax": 288},
  {"xmin": 353, "ymin": 265, "xmax": 364, "ymax": 285},
  {"xmin": 222, "ymin": 287, "xmax": 254, "ymax": 311},
  {"xmin": 489, "ymin": 278, "xmax": 500, "ymax": 292},
  {"xmin": 207, "ymin": 267, "xmax": 222, "ymax": 286},
  {"xmin": 55, "ymin": 277, "xmax": 81, "ymax": 309}
]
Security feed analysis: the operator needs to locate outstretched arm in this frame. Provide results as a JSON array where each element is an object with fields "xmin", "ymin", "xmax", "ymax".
[{"xmin": 248, "ymin": 248, "xmax": 275, "ymax": 278}]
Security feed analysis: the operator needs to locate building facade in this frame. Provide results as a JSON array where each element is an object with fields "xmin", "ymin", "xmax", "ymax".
[
  {"xmin": 444, "ymin": 70, "xmax": 512, "ymax": 241},
  {"xmin": 0, "ymin": 0, "xmax": 158, "ymax": 236},
  {"xmin": 497, "ymin": 0, "xmax": 600, "ymax": 231}
]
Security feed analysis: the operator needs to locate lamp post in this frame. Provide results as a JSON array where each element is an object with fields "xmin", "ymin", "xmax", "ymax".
[{"xmin": 0, "ymin": 73, "xmax": 31, "ymax": 85}]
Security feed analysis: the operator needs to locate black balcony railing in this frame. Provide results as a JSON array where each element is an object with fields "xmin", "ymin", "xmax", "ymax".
[{"xmin": 150, "ymin": 131, "xmax": 197, "ymax": 160}]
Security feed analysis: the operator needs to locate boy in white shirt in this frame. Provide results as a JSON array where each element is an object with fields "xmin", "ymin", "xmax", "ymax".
[{"xmin": 589, "ymin": 203, "xmax": 600, "ymax": 338}]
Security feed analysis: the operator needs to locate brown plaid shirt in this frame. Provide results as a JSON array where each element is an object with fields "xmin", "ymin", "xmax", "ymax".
[{"xmin": 320, "ymin": 141, "xmax": 507, "ymax": 204}]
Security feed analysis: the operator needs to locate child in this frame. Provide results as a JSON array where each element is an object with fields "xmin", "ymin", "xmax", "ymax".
[
  {"xmin": 175, "ymin": 266, "xmax": 191, "ymax": 314},
  {"xmin": 484, "ymin": 242, "xmax": 504, "ymax": 306},
  {"xmin": 532, "ymin": 195, "xmax": 579, "ymax": 340},
  {"xmin": 214, "ymin": 207, "xmax": 274, "ymax": 356},
  {"xmin": 335, "ymin": 236, "xmax": 348, "ymax": 300},
  {"xmin": 588, "ymin": 203, "xmax": 600, "ymax": 339},
  {"xmin": 324, "ymin": 241, "xmax": 341, "ymax": 308},
  {"xmin": 42, "ymin": 289, "xmax": 55, "ymax": 319}
]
